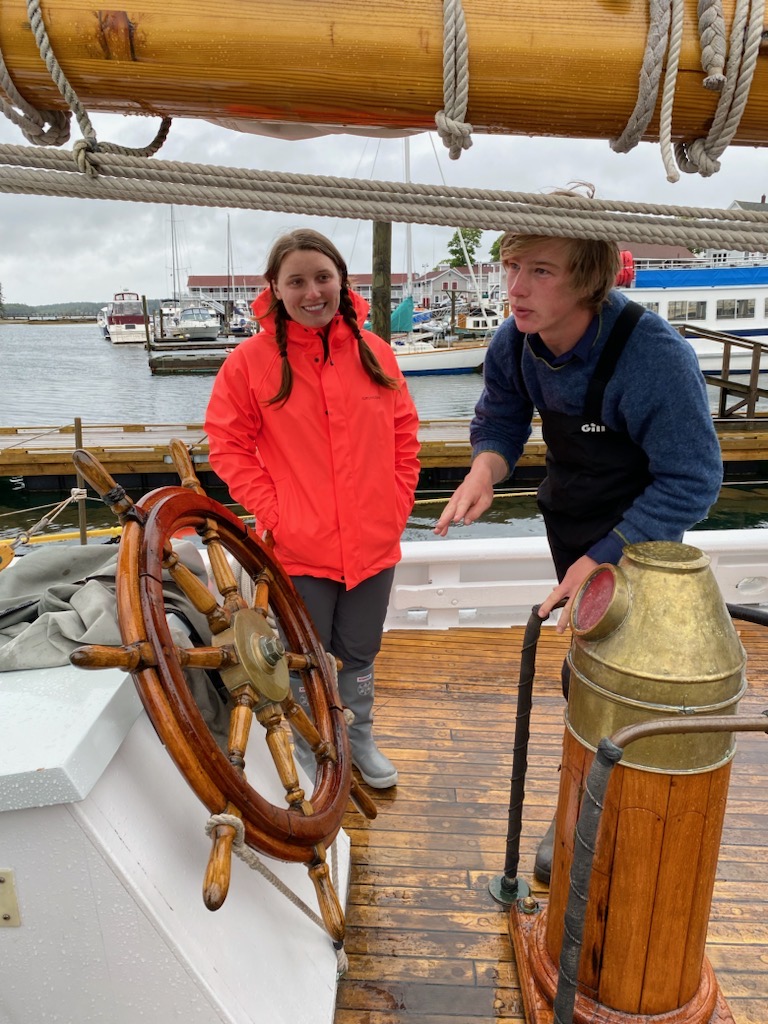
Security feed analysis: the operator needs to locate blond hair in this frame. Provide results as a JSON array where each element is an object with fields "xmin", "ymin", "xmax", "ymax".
[{"xmin": 499, "ymin": 184, "xmax": 621, "ymax": 310}]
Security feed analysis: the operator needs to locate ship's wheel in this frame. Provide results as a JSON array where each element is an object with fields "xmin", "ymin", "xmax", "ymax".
[{"xmin": 69, "ymin": 441, "xmax": 376, "ymax": 945}]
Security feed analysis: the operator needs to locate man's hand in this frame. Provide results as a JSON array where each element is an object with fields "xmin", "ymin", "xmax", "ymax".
[
  {"xmin": 538, "ymin": 554, "xmax": 599, "ymax": 634},
  {"xmin": 434, "ymin": 454, "xmax": 504, "ymax": 536}
]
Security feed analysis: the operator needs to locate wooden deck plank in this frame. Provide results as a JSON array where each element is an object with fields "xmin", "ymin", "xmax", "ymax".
[{"xmin": 334, "ymin": 622, "xmax": 768, "ymax": 1024}]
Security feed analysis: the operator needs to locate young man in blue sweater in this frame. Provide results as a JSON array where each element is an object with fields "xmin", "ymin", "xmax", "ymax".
[{"xmin": 434, "ymin": 230, "xmax": 723, "ymax": 882}]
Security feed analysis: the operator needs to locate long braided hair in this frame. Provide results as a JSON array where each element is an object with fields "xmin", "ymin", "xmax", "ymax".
[{"xmin": 262, "ymin": 229, "xmax": 400, "ymax": 406}]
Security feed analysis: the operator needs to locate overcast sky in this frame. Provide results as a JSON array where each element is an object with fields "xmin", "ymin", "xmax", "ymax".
[{"xmin": 1, "ymin": 110, "xmax": 766, "ymax": 305}]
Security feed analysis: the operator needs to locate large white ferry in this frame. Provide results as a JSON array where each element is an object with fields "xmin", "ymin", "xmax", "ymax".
[{"xmin": 620, "ymin": 255, "xmax": 768, "ymax": 374}]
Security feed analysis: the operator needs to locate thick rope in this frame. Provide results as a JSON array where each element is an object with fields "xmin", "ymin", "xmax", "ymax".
[
  {"xmin": 1, "ymin": 144, "xmax": 767, "ymax": 249},
  {"xmin": 0, "ymin": 0, "xmax": 173, "ymax": 173},
  {"xmin": 675, "ymin": 0, "xmax": 764, "ymax": 178},
  {"xmin": 610, "ymin": 0, "xmax": 672, "ymax": 155},
  {"xmin": 204, "ymin": 812, "xmax": 348, "ymax": 975},
  {"xmin": 658, "ymin": 0, "xmax": 687, "ymax": 181},
  {"xmin": 698, "ymin": 0, "xmax": 727, "ymax": 89},
  {"xmin": 612, "ymin": 0, "xmax": 765, "ymax": 181},
  {"xmin": 0, "ymin": 48, "xmax": 70, "ymax": 147},
  {"xmin": 434, "ymin": 0, "xmax": 473, "ymax": 159}
]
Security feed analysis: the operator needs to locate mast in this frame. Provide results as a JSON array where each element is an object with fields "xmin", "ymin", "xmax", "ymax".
[
  {"xmin": 226, "ymin": 214, "xmax": 234, "ymax": 306},
  {"xmin": 404, "ymin": 138, "xmax": 413, "ymax": 300},
  {"xmin": 170, "ymin": 206, "xmax": 182, "ymax": 304}
]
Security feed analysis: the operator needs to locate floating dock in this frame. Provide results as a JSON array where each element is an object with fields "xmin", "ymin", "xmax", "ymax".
[{"xmin": 1, "ymin": 418, "xmax": 767, "ymax": 491}]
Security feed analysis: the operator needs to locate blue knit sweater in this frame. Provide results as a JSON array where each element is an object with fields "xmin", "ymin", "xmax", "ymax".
[{"xmin": 471, "ymin": 290, "xmax": 723, "ymax": 564}]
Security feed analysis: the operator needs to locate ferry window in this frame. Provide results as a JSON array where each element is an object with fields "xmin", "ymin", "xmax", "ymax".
[
  {"xmin": 668, "ymin": 300, "xmax": 706, "ymax": 321},
  {"xmin": 638, "ymin": 301, "xmax": 659, "ymax": 313},
  {"xmin": 716, "ymin": 298, "xmax": 754, "ymax": 319}
]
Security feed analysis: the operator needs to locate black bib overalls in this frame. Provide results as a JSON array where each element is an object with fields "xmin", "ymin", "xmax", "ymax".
[{"xmin": 528, "ymin": 302, "xmax": 652, "ymax": 580}]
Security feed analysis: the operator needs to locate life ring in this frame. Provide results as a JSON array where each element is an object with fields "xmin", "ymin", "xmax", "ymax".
[{"xmin": 615, "ymin": 250, "xmax": 635, "ymax": 287}]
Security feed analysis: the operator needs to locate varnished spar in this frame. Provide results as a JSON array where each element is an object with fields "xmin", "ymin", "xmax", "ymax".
[{"xmin": 1, "ymin": 1, "xmax": 768, "ymax": 145}]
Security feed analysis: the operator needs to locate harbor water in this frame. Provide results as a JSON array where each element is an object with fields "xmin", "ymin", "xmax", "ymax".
[{"xmin": 1, "ymin": 321, "xmax": 767, "ymax": 541}]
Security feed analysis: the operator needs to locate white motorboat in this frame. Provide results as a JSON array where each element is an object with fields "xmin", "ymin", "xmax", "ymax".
[
  {"xmin": 454, "ymin": 303, "xmax": 503, "ymax": 339},
  {"xmin": 168, "ymin": 304, "xmax": 222, "ymax": 341},
  {"xmin": 392, "ymin": 335, "xmax": 487, "ymax": 375},
  {"xmin": 96, "ymin": 305, "xmax": 110, "ymax": 339},
  {"xmin": 105, "ymin": 291, "xmax": 153, "ymax": 345}
]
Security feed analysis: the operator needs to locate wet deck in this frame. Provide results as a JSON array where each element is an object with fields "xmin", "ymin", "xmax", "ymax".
[{"xmin": 335, "ymin": 622, "xmax": 768, "ymax": 1024}]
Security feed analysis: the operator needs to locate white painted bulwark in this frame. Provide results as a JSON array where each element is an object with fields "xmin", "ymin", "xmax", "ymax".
[
  {"xmin": 385, "ymin": 530, "xmax": 768, "ymax": 630},
  {"xmin": 0, "ymin": 663, "xmax": 349, "ymax": 1024}
]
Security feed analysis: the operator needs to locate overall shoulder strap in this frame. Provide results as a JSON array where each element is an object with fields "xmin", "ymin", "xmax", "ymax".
[{"xmin": 583, "ymin": 301, "xmax": 644, "ymax": 422}]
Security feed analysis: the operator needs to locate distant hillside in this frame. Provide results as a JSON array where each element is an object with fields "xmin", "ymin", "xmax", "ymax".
[{"xmin": 3, "ymin": 299, "xmax": 164, "ymax": 318}]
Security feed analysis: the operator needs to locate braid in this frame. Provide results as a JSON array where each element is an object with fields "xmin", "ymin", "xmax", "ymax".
[
  {"xmin": 338, "ymin": 288, "xmax": 399, "ymax": 391},
  {"xmin": 264, "ymin": 304, "xmax": 294, "ymax": 406}
]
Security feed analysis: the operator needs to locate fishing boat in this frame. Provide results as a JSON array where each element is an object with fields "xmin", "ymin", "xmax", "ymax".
[{"xmin": 105, "ymin": 290, "xmax": 152, "ymax": 345}]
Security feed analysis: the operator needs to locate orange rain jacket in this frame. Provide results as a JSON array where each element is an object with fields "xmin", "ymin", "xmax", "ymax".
[{"xmin": 205, "ymin": 289, "xmax": 421, "ymax": 590}]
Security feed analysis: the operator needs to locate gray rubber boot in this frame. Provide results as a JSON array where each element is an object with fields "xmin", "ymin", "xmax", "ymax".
[
  {"xmin": 288, "ymin": 673, "xmax": 318, "ymax": 781},
  {"xmin": 534, "ymin": 815, "xmax": 557, "ymax": 885},
  {"xmin": 339, "ymin": 664, "xmax": 398, "ymax": 789}
]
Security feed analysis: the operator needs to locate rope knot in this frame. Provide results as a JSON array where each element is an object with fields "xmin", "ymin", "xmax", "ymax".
[
  {"xmin": 72, "ymin": 138, "xmax": 101, "ymax": 177},
  {"xmin": 205, "ymin": 812, "xmax": 245, "ymax": 846},
  {"xmin": 434, "ymin": 109, "xmax": 474, "ymax": 160},
  {"xmin": 674, "ymin": 137, "xmax": 722, "ymax": 177}
]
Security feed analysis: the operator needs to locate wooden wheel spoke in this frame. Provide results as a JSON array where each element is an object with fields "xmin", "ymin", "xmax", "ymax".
[
  {"xmin": 254, "ymin": 700, "xmax": 313, "ymax": 814},
  {"xmin": 175, "ymin": 644, "xmax": 236, "ymax": 672},
  {"xmin": 170, "ymin": 437, "xmax": 244, "ymax": 615},
  {"xmin": 250, "ymin": 568, "xmax": 273, "ymax": 615},
  {"xmin": 203, "ymin": 687, "xmax": 257, "ymax": 910},
  {"xmin": 308, "ymin": 847, "xmax": 346, "ymax": 945},
  {"xmin": 162, "ymin": 546, "xmax": 231, "ymax": 634},
  {"xmin": 70, "ymin": 640, "xmax": 157, "ymax": 671}
]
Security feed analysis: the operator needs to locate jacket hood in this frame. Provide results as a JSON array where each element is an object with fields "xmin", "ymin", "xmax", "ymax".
[{"xmin": 251, "ymin": 286, "xmax": 370, "ymax": 332}]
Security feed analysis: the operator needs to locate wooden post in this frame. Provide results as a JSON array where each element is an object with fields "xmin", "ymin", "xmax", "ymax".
[
  {"xmin": 74, "ymin": 417, "xmax": 88, "ymax": 545},
  {"xmin": 142, "ymin": 295, "xmax": 152, "ymax": 349},
  {"xmin": 371, "ymin": 222, "xmax": 392, "ymax": 344}
]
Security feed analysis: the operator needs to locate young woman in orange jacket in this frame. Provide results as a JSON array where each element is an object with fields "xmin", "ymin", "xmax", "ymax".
[{"xmin": 205, "ymin": 229, "xmax": 420, "ymax": 788}]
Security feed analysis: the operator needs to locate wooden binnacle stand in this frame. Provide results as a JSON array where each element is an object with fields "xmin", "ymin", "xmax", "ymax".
[{"xmin": 508, "ymin": 542, "xmax": 749, "ymax": 1024}]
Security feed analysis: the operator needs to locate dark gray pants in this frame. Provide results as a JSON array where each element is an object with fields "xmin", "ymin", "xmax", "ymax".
[{"xmin": 290, "ymin": 567, "xmax": 396, "ymax": 673}]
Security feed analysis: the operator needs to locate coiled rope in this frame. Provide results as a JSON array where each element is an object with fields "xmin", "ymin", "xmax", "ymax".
[
  {"xmin": 435, "ymin": 0, "xmax": 473, "ymax": 160},
  {"xmin": 0, "ymin": 0, "xmax": 171, "ymax": 172},
  {"xmin": 611, "ymin": 0, "xmax": 766, "ymax": 182}
]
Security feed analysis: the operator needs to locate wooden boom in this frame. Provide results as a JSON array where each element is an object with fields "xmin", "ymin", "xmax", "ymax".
[{"xmin": 1, "ymin": 0, "xmax": 768, "ymax": 145}]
